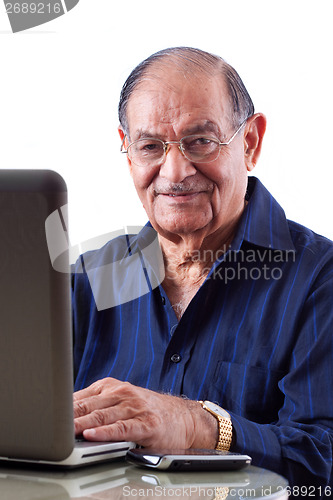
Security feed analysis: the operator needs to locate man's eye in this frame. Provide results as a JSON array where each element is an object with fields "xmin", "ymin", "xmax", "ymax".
[
  {"xmin": 195, "ymin": 138, "xmax": 213, "ymax": 145},
  {"xmin": 143, "ymin": 143, "xmax": 159, "ymax": 151},
  {"xmin": 137, "ymin": 141, "xmax": 163, "ymax": 153},
  {"xmin": 186, "ymin": 137, "xmax": 216, "ymax": 148}
]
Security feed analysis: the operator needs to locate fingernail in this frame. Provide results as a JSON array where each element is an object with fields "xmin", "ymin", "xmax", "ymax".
[{"xmin": 84, "ymin": 428, "xmax": 96, "ymax": 438}]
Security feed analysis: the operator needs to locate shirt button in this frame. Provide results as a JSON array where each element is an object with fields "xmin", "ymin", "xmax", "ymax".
[{"xmin": 170, "ymin": 353, "xmax": 181, "ymax": 363}]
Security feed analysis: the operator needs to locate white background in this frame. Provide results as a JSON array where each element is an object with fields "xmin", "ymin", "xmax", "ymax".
[{"xmin": 0, "ymin": 0, "xmax": 332, "ymax": 245}]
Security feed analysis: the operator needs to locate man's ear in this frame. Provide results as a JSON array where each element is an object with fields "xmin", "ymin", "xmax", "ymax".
[
  {"xmin": 118, "ymin": 126, "xmax": 133, "ymax": 176},
  {"xmin": 243, "ymin": 113, "xmax": 267, "ymax": 171}
]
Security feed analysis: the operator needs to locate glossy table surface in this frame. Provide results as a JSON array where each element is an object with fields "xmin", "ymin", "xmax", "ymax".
[{"xmin": 0, "ymin": 460, "xmax": 289, "ymax": 500}]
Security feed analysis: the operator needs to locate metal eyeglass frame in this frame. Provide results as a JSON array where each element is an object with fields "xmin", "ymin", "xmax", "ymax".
[{"xmin": 120, "ymin": 119, "xmax": 248, "ymax": 166}]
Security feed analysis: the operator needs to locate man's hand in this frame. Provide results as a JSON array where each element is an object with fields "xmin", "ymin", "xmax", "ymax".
[{"xmin": 73, "ymin": 377, "xmax": 218, "ymax": 449}]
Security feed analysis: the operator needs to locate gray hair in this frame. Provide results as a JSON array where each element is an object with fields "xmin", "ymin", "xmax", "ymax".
[{"xmin": 118, "ymin": 46, "xmax": 255, "ymax": 135}]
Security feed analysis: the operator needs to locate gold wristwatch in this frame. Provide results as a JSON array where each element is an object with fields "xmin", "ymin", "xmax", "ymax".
[{"xmin": 199, "ymin": 400, "xmax": 233, "ymax": 451}]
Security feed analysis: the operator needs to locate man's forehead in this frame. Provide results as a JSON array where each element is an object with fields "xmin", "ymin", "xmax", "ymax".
[
  {"xmin": 134, "ymin": 63, "xmax": 225, "ymax": 95},
  {"xmin": 132, "ymin": 120, "xmax": 222, "ymax": 141},
  {"xmin": 126, "ymin": 69, "xmax": 232, "ymax": 137}
]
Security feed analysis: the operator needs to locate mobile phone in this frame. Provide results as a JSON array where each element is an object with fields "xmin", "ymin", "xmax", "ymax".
[{"xmin": 126, "ymin": 448, "xmax": 252, "ymax": 471}]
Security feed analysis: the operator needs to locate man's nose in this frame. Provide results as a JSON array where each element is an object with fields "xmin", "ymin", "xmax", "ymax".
[{"xmin": 158, "ymin": 145, "xmax": 197, "ymax": 183}]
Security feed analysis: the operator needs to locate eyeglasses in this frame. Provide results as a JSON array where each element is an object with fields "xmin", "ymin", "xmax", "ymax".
[{"xmin": 120, "ymin": 120, "xmax": 247, "ymax": 168}]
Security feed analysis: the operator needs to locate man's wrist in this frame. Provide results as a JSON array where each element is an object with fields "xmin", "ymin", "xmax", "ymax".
[
  {"xmin": 198, "ymin": 401, "xmax": 233, "ymax": 451},
  {"xmin": 180, "ymin": 398, "xmax": 218, "ymax": 449},
  {"xmin": 179, "ymin": 398, "xmax": 232, "ymax": 450}
]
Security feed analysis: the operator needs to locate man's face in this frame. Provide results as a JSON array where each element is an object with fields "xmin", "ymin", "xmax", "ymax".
[{"xmin": 122, "ymin": 67, "xmax": 254, "ymax": 244}]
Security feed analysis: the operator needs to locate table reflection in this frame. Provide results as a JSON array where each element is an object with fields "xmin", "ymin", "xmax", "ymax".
[{"xmin": 0, "ymin": 460, "xmax": 288, "ymax": 500}]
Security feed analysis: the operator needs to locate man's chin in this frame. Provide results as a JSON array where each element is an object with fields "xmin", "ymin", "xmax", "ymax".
[{"xmin": 153, "ymin": 217, "xmax": 211, "ymax": 239}]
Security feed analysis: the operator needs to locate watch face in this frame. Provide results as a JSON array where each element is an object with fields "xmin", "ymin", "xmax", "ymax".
[{"xmin": 204, "ymin": 401, "xmax": 230, "ymax": 419}]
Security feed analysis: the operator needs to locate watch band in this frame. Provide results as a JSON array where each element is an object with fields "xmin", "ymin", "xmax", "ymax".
[{"xmin": 199, "ymin": 400, "xmax": 233, "ymax": 451}]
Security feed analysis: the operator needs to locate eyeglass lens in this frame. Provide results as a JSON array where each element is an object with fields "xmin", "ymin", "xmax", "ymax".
[{"xmin": 128, "ymin": 136, "xmax": 220, "ymax": 166}]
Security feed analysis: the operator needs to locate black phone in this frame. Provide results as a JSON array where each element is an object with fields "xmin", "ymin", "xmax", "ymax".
[{"xmin": 126, "ymin": 448, "xmax": 252, "ymax": 471}]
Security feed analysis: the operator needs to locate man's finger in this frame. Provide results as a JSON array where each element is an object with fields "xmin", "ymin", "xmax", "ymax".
[
  {"xmin": 73, "ymin": 386, "xmax": 97, "ymax": 402},
  {"xmin": 73, "ymin": 377, "xmax": 120, "ymax": 400},
  {"xmin": 73, "ymin": 381, "xmax": 123, "ymax": 416},
  {"xmin": 82, "ymin": 418, "xmax": 151, "ymax": 444},
  {"xmin": 74, "ymin": 402, "xmax": 136, "ymax": 433},
  {"xmin": 73, "ymin": 396, "xmax": 105, "ymax": 418}
]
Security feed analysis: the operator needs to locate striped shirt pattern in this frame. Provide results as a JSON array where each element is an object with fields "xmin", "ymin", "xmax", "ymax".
[{"xmin": 72, "ymin": 177, "xmax": 333, "ymax": 488}]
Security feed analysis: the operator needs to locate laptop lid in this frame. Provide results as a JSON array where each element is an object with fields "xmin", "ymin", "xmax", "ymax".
[
  {"xmin": 0, "ymin": 170, "xmax": 135, "ymax": 466},
  {"xmin": 0, "ymin": 169, "xmax": 74, "ymax": 462}
]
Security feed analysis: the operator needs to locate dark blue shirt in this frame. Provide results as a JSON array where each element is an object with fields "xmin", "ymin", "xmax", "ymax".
[{"xmin": 72, "ymin": 177, "xmax": 333, "ymax": 489}]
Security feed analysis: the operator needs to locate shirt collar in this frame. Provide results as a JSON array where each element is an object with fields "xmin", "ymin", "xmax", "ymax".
[{"xmin": 234, "ymin": 176, "xmax": 295, "ymax": 251}]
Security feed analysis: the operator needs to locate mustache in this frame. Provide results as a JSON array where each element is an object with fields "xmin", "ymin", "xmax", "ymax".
[{"xmin": 153, "ymin": 182, "xmax": 213, "ymax": 195}]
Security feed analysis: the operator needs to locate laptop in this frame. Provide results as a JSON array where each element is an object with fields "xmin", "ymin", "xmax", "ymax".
[{"xmin": 0, "ymin": 169, "xmax": 135, "ymax": 467}]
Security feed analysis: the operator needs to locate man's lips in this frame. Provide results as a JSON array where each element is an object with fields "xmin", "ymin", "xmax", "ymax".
[
  {"xmin": 156, "ymin": 191, "xmax": 204, "ymax": 202},
  {"xmin": 160, "ymin": 192, "xmax": 197, "ymax": 196}
]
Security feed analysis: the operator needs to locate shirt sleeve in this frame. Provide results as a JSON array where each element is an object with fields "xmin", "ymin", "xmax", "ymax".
[{"xmin": 231, "ymin": 266, "xmax": 333, "ymax": 490}]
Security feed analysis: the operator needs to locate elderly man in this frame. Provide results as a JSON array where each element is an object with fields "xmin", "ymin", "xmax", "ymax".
[{"xmin": 72, "ymin": 47, "xmax": 333, "ymax": 489}]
